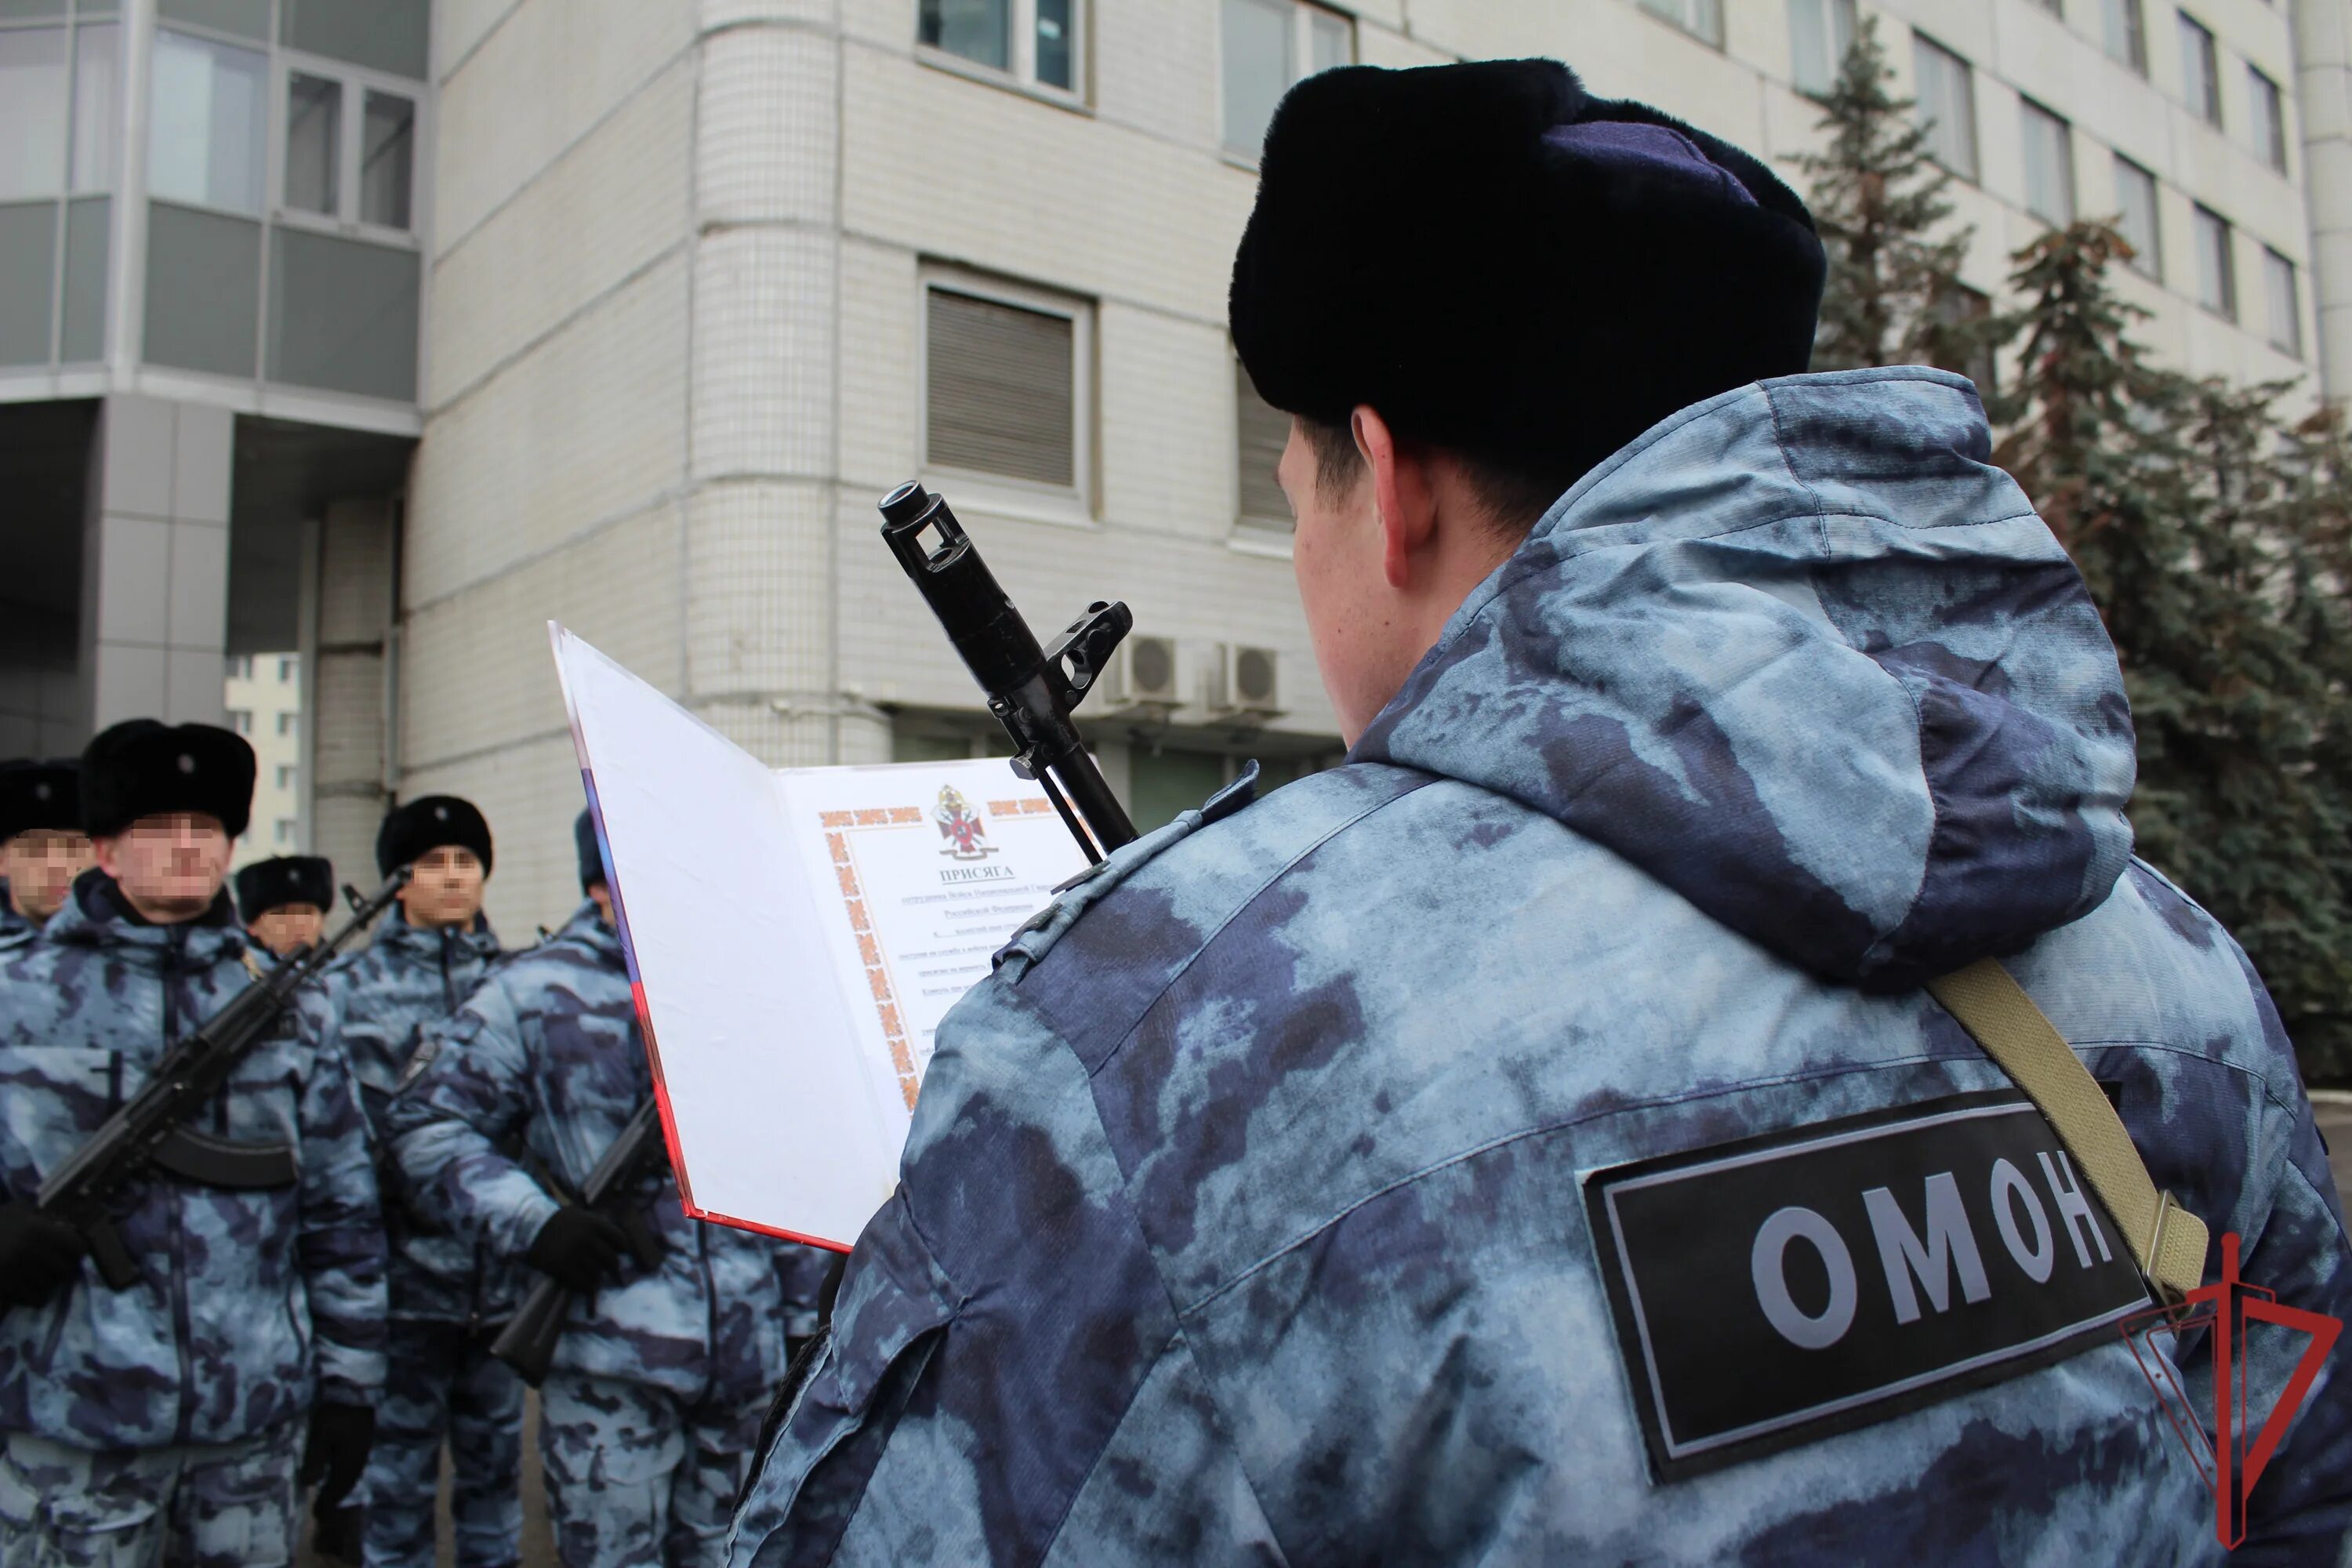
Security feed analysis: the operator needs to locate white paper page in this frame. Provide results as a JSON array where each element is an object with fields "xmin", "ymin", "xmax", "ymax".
[
  {"xmin": 775, "ymin": 764, "xmax": 1091, "ymax": 1131},
  {"xmin": 550, "ymin": 626, "xmax": 894, "ymax": 1250}
]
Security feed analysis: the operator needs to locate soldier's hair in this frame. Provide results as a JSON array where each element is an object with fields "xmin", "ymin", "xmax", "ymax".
[{"xmin": 1297, "ymin": 415, "xmax": 1579, "ymax": 543}]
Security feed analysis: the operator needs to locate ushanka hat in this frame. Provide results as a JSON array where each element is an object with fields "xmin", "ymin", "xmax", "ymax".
[
  {"xmin": 235, "ymin": 855, "xmax": 335, "ymax": 922},
  {"xmin": 1229, "ymin": 59, "xmax": 1827, "ymax": 505},
  {"xmin": 0, "ymin": 759, "xmax": 82, "ymax": 842},
  {"xmin": 80, "ymin": 721, "xmax": 256, "ymax": 840},
  {"xmin": 575, "ymin": 808, "xmax": 607, "ymax": 891},
  {"xmin": 376, "ymin": 795, "xmax": 494, "ymax": 878}
]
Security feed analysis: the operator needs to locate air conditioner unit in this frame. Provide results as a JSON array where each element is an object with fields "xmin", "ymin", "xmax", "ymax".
[
  {"xmin": 1207, "ymin": 644, "xmax": 1282, "ymax": 718},
  {"xmin": 1100, "ymin": 634, "xmax": 1181, "ymax": 710}
]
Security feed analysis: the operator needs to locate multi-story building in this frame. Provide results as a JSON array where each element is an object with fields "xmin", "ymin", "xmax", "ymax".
[
  {"xmin": 223, "ymin": 648, "xmax": 303, "ymax": 870},
  {"xmin": 3, "ymin": 0, "xmax": 2347, "ymax": 935}
]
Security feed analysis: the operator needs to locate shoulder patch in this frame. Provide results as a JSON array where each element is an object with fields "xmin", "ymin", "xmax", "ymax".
[{"xmin": 1584, "ymin": 1089, "xmax": 2147, "ymax": 1482}]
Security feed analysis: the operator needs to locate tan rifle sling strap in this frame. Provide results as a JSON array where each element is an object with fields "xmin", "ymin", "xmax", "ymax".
[{"xmin": 1926, "ymin": 958, "xmax": 2209, "ymax": 1305}]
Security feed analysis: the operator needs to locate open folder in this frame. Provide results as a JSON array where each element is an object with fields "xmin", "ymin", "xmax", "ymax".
[{"xmin": 550, "ymin": 625, "xmax": 1088, "ymax": 1251}]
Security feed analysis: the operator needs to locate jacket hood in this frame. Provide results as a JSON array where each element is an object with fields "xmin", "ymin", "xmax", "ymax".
[
  {"xmin": 370, "ymin": 905, "xmax": 500, "ymax": 966},
  {"xmin": 1352, "ymin": 368, "xmax": 2136, "ymax": 991},
  {"xmin": 49, "ymin": 869, "xmax": 247, "ymax": 967}
]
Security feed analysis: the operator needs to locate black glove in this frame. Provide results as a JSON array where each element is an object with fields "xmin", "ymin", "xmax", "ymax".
[
  {"xmin": 0, "ymin": 1204, "xmax": 88, "ymax": 1310},
  {"xmin": 526, "ymin": 1205, "xmax": 632, "ymax": 1293},
  {"xmin": 310, "ymin": 1500, "xmax": 365, "ymax": 1564},
  {"xmin": 299, "ymin": 1401, "xmax": 375, "ymax": 1508}
]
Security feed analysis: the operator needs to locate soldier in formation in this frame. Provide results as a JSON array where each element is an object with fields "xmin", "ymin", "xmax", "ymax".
[
  {"xmin": 387, "ymin": 810, "xmax": 813, "ymax": 1568},
  {"xmin": 0, "ymin": 759, "xmax": 94, "ymax": 944},
  {"xmin": 0, "ymin": 720, "xmax": 384, "ymax": 1565},
  {"xmin": 236, "ymin": 855, "xmax": 336, "ymax": 961},
  {"xmin": 727, "ymin": 59, "xmax": 2351, "ymax": 1564},
  {"xmin": 316, "ymin": 797, "xmax": 521, "ymax": 1568}
]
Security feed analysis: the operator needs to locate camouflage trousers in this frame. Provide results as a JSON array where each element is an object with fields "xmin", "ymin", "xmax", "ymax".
[
  {"xmin": 0, "ymin": 1422, "xmax": 299, "ymax": 1568},
  {"xmin": 361, "ymin": 1319, "xmax": 525, "ymax": 1568},
  {"xmin": 539, "ymin": 1376, "xmax": 764, "ymax": 1568}
]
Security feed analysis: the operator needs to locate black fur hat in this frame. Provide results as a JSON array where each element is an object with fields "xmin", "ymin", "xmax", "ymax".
[
  {"xmin": 376, "ymin": 795, "xmax": 494, "ymax": 878},
  {"xmin": 575, "ymin": 808, "xmax": 607, "ymax": 891},
  {"xmin": 235, "ymin": 855, "xmax": 335, "ymax": 922},
  {"xmin": 0, "ymin": 759, "xmax": 82, "ymax": 842},
  {"xmin": 80, "ymin": 721, "xmax": 256, "ymax": 840},
  {"xmin": 1229, "ymin": 60, "xmax": 1826, "ymax": 504}
]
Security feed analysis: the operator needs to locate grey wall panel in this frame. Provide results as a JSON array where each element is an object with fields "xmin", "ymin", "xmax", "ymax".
[
  {"xmin": 0, "ymin": 0, "xmax": 67, "ymax": 18},
  {"xmin": 0, "ymin": 202, "xmax": 57, "ymax": 365},
  {"xmin": 267, "ymin": 226, "xmax": 417, "ymax": 401},
  {"xmin": 280, "ymin": 0, "xmax": 426, "ymax": 80},
  {"xmin": 143, "ymin": 200, "xmax": 260, "ymax": 377},
  {"xmin": 158, "ymin": 0, "xmax": 267, "ymax": 40},
  {"xmin": 60, "ymin": 193, "xmax": 107, "ymax": 361}
]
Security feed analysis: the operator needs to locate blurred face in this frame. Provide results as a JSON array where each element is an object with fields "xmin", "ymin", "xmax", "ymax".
[
  {"xmin": 1281, "ymin": 419, "xmax": 1422, "ymax": 746},
  {"xmin": 93, "ymin": 813, "xmax": 233, "ymax": 924},
  {"xmin": 586, "ymin": 882, "xmax": 614, "ymax": 926},
  {"xmin": 249, "ymin": 903, "xmax": 325, "ymax": 957},
  {"xmin": 2, "ymin": 828, "xmax": 96, "ymax": 923},
  {"xmin": 397, "ymin": 844, "xmax": 487, "ymax": 929}
]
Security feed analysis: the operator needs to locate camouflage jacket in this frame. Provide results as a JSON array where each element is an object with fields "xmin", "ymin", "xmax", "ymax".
[
  {"xmin": 729, "ymin": 370, "xmax": 2352, "ymax": 1567},
  {"xmin": 318, "ymin": 908, "xmax": 515, "ymax": 1323},
  {"xmin": 387, "ymin": 903, "xmax": 808, "ymax": 1402},
  {"xmin": 0, "ymin": 873, "xmax": 387, "ymax": 1449}
]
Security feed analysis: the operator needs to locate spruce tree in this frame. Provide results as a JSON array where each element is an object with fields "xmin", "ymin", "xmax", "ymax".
[
  {"xmin": 1997, "ymin": 223, "xmax": 2352, "ymax": 1082},
  {"xmin": 1788, "ymin": 16, "xmax": 2009, "ymax": 379}
]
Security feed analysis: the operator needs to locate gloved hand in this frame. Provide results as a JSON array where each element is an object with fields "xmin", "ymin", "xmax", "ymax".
[
  {"xmin": 526, "ymin": 1205, "xmax": 632, "ymax": 1293},
  {"xmin": 299, "ymin": 1401, "xmax": 375, "ymax": 1508},
  {"xmin": 0, "ymin": 1205, "xmax": 88, "ymax": 1309}
]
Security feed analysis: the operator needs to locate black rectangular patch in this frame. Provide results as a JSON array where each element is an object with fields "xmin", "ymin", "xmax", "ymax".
[{"xmin": 1584, "ymin": 1089, "xmax": 2150, "ymax": 1481}]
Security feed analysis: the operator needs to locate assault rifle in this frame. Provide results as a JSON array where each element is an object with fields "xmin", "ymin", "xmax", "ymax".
[
  {"xmin": 880, "ymin": 483, "xmax": 1140, "ymax": 861},
  {"xmin": 490, "ymin": 1098, "xmax": 667, "ymax": 1386},
  {"xmin": 33, "ymin": 869, "xmax": 412, "ymax": 1290}
]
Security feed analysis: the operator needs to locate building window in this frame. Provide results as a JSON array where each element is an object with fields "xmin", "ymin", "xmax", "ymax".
[
  {"xmin": 277, "ymin": 711, "xmax": 298, "ymax": 738},
  {"xmin": 1236, "ymin": 359, "xmax": 1292, "ymax": 535},
  {"xmin": 285, "ymin": 72, "xmax": 339, "ymax": 215},
  {"xmin": 226, "ymin": 654, "xmax": 254, "ymax": 680},
  {"xmin": 923, "ymin": 276, "xmax": 1090, "ymax": 496},
  {"xmin": 1221, "ymin": 0, "xmax": 1352, "ymax": 156},
  {"xmin": 917, "ymin": 0, "xmax": 1083, "ymax": 96},
  {"xmin": 1789, "ymin": 0, "xmax": 1857, "ymax": 96},
  {"xmin": 2249, "ymin": 67, "xmax": 2287, "ymax": 173},
  {"xmin": 1912, "ymin": 34, "xmax": 1979, "ymax": 182},
  {"xmin": 2102, "ymin": 0, "xmax": 2147, "ymax": 74},
  {"xmin": 276, "ymin": 65, "xmax": 417, "ymax": 234},
  {"xmin": 274, "ymin": 818, "xmax": 296, "ymax": 846},
  {"xmin": 149, "ymin": 28, "xmax": 267, "ymax": 213},
  {"xmin": 275, "ymin": 764, "xmax": 297, "ymax": 789},
  {"xmin": 2029, "ymin": 0, "xmax": 2062, "ymax": 13},
  {"xmin": 228, "ymin": 707, "xmax": 255, "ymax": 735},
  {"xmin": 277, "ymin": 655, "xmax": 297, "ymax": 682},
  {"xmin": 1635, "ymin": 0, "xmax": 1725, "ymax": 48},
  {"xmin": 2192, "ymin": 204, "xmax": 2235, "ymax": 318},
  {"xmin": 2113, "ymin": 155, "xmax": 2161, "ymax": 279},
  {"xmin": 2020, "ymin": 100, "xmax": 2075, "ymax": 225},
  {"xmin": 0, "ymin": 28, "xmax": 67, "ymax": 202},
  {"xmin": 2263, "ymin": 248, "xmax": 2300, "ymax": 355},
  {"xmin": 71, "ymin": 25, "xmax": 115, "ymax": 193},
  {"xmin": 2178, "ymin": 13, "xmax": 2220, "ymax": 129}
]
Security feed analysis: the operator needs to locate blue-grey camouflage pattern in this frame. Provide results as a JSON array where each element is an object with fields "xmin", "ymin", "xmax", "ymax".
[
  {"xmin": 387, "ymin": 904, "xmax": 811, "ymax": 1518},
  {"xmin": 540, "ymin": 1374, "xmax": 765, "ymax": 1568},
  {"xmin": 314, "ymin": 911, "xmax": 525, "ymax": 1566},
  {"xmin": 359, "ymin": 1319, "xmax": 524, "ymax": 1568},
  {"xmin": 0, "ymin": 1421, "xmax": 302, "ymax": 1566},
  {"xmin": 728, "ymin": 369, "xmax": 2352, "ymax": 1566},
  {"xmin": 0, "ymin": 875, "xmax": 387, "ymax": 1453}
]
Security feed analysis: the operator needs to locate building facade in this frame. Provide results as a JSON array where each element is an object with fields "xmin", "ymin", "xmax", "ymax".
[{"xmin": 3, "ymin": 0, "xmax": 2347, "ymax": 935}]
